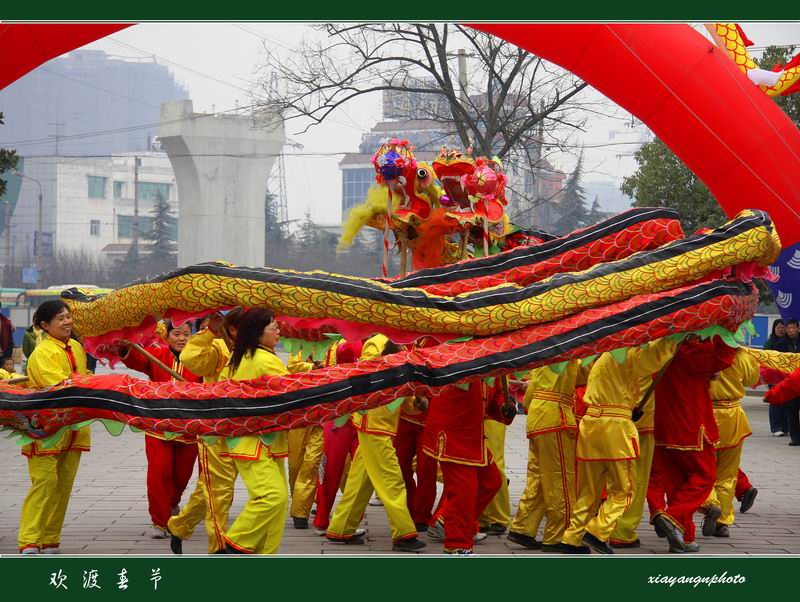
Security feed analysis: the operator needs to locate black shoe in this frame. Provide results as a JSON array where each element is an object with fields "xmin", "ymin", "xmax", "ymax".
[
  {"xmin": 326, "ymin": 534, "xmax": 365, "ymax": 545},
  {"xmin": 789, "ymin": 441, "xmax": 800, "ymax": 446},
  {"xmin": 739, "ymin": 487, "xmax": 758, "ymax": 513},
  {"xmin": 581, "ymin": 532, "xmax": 614, "ymax": 554},
  {"xmin": 541, "ymin": 543, "xmax": 563, "ymax": 553},
  {"xmin": 653, "ymin": 518, "xmax": 667, "ymax": 538},
  {"xmin": 225, "ymin": 544, "xmax": 245, "ymax": 554},
  {"xmin": 713, "ymin": 524, "xmax": 730, "ymax": 538},
  {"xmin": 168, "ymin": 530, "xmax": 183, "ymax": 555},
  {"xmin": 610, "ymin": 539, "xmax": 641, "ymax": 549},
  {"xmin": 415, "ymin": 522, "xmax": 429, "ymax": 533},
  {"xmin": 506, "ymin": 531, "xmax": 542, "ymax": 550},
  {"xmin": 392, "ymin": 537, "xmax": 426, "ymax": 552},
  {"xmin": 293, "ymin": 517, "xmax": 309, "ymax": 530},
  {"xmin": 701, "ymin": 506, "xmax": 722, "ymax": 537},
  {"xmin": 654, "ymin": 515, "xmax": 685, "ymax": 553},
  {"xmin": 212, "ymin": 549, "xmax": 227, "ymax": 555},
  {"xmin": 560, "ymin": 543, "xmax": 590, "ymax": 554},
  {"xmin": 479, "ymin": 523, "xmax": 507, "ymax": 536}
]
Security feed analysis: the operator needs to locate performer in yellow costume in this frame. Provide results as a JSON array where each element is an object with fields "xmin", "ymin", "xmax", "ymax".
[
  {"xmin": 223, "ymin": 308, "xmax": 289, "ymax": 554},
  {"xmin": 701, "ymin": 347, "xmax": 759, "ymax": 537},
  {"xmin": 286, "ymin": 352, "xmax": 325, "ymax": 529},
  {"xmin": 561, "ymin": 338, "xmax": 676, "ymax": 554},
  {"xmin": 478, "ymin": 418, "xmax": 511, "ymax": 536},
  {"xmin": 326, "ymin": 334, "xmax": 425, "ymax": 552},
  {"xmin": 168, "ymin": 310, "xmax": 243, "ymax": 554},
  {"xmin": 508, "ymin": 361, "xmax": 586, "ymax": 551},
  {"xmin": 18, "ymin": 300, "xmax": 92, "ymax": 554},
  {"xmin": 609, "ymin": 376, "xmax": 656, "ymax": 548}
]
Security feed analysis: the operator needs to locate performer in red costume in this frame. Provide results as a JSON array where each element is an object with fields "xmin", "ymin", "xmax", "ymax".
[
  {"xmin": 114, "ymin": 322, "xmax": 202, "ymax": 538},
  {"xmin": 647, "ymin": 335, "xmax": 736, "ymax": 553},
  {"xmin": 423, "ymin": 378, "xmax": 516, "ymax": 555}
]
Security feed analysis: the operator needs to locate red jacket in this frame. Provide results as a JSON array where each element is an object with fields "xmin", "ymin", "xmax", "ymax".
[
  {"xmin": 654, "ymin": 337, "xmax": 736, "ymax": 450},
  {"xmin": 423, "ymin": 379, "xmax": 512, "ymax": 466},
  {"xmin": 121, "ymin": 343, "xmax": 201, "ymax": 383},
  {"xmin": 764, "ymin": 367, "xmax": 800, "ymax": 406}
]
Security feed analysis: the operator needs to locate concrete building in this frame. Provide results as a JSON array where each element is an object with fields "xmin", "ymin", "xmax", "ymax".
[
  {"xmin": 0, "ymin": 49, "xmax": 188, "ymax": 157},
  {"xmin": 159, "ymin": 100, "xmax": 285, "ymax": 267},
  {"xmin": 5, "ymin": 153, "xmax": 178, "ymax": 271}
]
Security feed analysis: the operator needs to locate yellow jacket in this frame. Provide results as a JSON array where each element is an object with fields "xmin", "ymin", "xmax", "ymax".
[
  {"xmin": 0, "ymin": 368, "xmax": 24, "ymax": 380},
  {"xmin": 23, "ymin": 334, "xmax": 92, "ymax": 457},
  {"xmin": 710, "ymin": 348, "xmax": 758, "ymax": 449},
  {"xmin": 524, "ymin": 361, "xmax": 586, "ymax": 437},
  {"xmin": 223, "ymin": 347, "xmax": 289, "ymax": 460},
  {"xmin": 577, "ymin": 338, "xmax": 676, "ymax": 461},
  {"xmin": 633, "ymin": 374, "xmax": 657, "ymax": 434},
  {"xmin": 179, "ymin": 328, "xmax": 231, "ymax": 383},
  {"xmin": 351, "ymin": 333, "xmax": 401, "ymax": 436}
]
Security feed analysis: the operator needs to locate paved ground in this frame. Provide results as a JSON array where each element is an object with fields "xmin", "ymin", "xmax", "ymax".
[{"xmin": 1, "ymin": 396, "xmax": 798, "ymax": 556}]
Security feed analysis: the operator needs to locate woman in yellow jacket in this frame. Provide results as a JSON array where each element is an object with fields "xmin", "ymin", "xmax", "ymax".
[
  {"xmin": 18, "ymin": 300, "xmax": 92, "ymax": 554},
  {"xmin": 222, "ymin": 308, "xmax": 290, "ymax": 554}
]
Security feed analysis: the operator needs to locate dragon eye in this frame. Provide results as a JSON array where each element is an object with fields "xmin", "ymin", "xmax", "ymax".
[{"xmin": 417, "ymin": 168, "xmax": 428, "ymax": 179}]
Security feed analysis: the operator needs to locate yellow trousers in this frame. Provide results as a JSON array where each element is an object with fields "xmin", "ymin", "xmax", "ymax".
[
  {"xmin": 327, "ymin": 431, "xmax": 417, "ymax": 542},
  {"xmin": 224, "ymin": 447, "xmax": 288, "ymax": 555},
  {"xmin": 704, "ymin": 443, "xmax": 743, "ymax": 526},
  {"xmin": 18, "ymin": 451, "xmax": 82, "ymax": 551},
  {"xmin": 288, "ymin": 426, "xmax": 324, "ymax": 519},
  {"xmin": 479, "ymin": 420, "xmax": 511, "ymax": 527},
  {"xmin": 168, "ymin": 440, "xmax": 238, "ymax": 554},
  {"xmin": 611, "ymin": 432, "xmax": 654, "ymax": 544},
  {"xmin": 562, "ymin": 458, "xmax": 635, "ymax": 546},
  {"xmin": 510, "ymin": 431, "xmax": 576, "ymax": 545}
]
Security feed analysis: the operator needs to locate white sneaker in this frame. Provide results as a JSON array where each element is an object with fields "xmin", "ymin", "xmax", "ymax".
[
  {"xmin": 773, "ymin": 431, "xmax": 786, "ymax": 437},
  {"xmin": 42, "ymin": 547, "xmax": 60, "ymax": 555},
  {"xmin": 354, "ymin": 528, "xmax": 366, "ymax": 537},
  {"xmin": 368, "ymin": 496, "xmax": 384, "ymax": 507},
  {"xmin": 473, "ymin": 532, "xmax": 488, "ymax": 544},
  {"xmin": 20, "ymin": 547, "xmax": 39, "ymax": 555},
  {"xmin": 427, "ymin": 522, "xmax": 445, "ymax": 541},
  {"xmin": 151, "ymin": 527, "xmax": 169, "ymax": 539},
  {"xmin": 314, "ymin": 528, "xmax": 327, "ymax": 536}
]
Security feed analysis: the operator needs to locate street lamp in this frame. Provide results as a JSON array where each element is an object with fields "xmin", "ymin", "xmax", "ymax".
[{"xmin": 12, "ymin": 170, "xmax": 43, "ymax": 284}]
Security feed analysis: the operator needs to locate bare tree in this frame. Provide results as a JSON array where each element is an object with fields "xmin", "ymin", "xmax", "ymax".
[
  {"xmin": 260, "ymin": 24, "xmax": 596, "ymax": 159},
  {"xmin": 40, "ymin": 248, "xmax": 113, "ymax": 288}
]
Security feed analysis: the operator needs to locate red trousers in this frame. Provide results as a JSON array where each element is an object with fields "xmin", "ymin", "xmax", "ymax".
[
  {"xmin": 647, "ymin": 445, "xmax": 716, "ymax": 543},
  {"xmin": 439, "ymin": 460, "xmax": 502, "ymax": 551},
  {"xmin": 393, "ymin": 419, "xmax": 437, "ymax": 525},
  {"xmin": 313, "ymin": 420, "xmax": 359, "ymax": 531},
  {"xmin": 144, "ymin": 435, "xmax": 198, "ymax": 530},
  {"xmin": 734, "ymin": 468, "xmax": 752, "ymax": 501}
]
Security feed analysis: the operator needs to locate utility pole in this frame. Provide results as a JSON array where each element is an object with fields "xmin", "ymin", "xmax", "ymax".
[
  {"xmin": 457, "ymin": 48, "xmax": 468, "ymax": 105},
  {"xmin": 48, "ymin": 121, "xmax": 66, "ymax": 156},
  {"xmin": 132, "ymin": 156, "xmax": 141, "ymax": 254}
]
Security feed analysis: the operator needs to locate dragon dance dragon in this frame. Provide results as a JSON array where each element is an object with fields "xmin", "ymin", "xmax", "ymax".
[{"xmin": 0, "ymin": 200, "xmax": 784, "ymax": 445}]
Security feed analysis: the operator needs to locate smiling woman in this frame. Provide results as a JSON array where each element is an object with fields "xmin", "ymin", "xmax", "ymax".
[{"xmin": 18, "ymin": 300, "xmax": 92, "ymax": 555}]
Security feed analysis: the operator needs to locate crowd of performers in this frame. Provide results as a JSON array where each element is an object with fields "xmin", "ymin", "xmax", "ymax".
[{"xmin": 11, "ymin": 298, "xmax": 795, "ymax": 556}]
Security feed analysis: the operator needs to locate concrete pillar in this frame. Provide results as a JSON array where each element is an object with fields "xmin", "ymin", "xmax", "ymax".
[{"xmin": 159, "ymin": 100, "xmax": 285, "ymax": 267}]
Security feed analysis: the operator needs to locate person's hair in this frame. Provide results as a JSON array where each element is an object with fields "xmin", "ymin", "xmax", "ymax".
[
  {"xmin": 788, "ymin": 319, "xmax": 799, "ymax": 328},
  {"xmin": 230, "ymin": 308, "xmax": 275, "ymax": 372},
  {"xmin": 771, "ymin": 319, "xmax": 786, "ymax": 337},
  {"xmin": 223, "ymin": 307, "xmax": 246, "ymax": 339},
  {"xmin": 381, "ymin": 340, "xmax": 403, "ymax": 356},
  {"xmin": 33, "ymin": 300, "xmax": 69, "ymax": 330},
  {"xmin": 164, "ymin": 320, "xmax": 191, "ymax": 336}
]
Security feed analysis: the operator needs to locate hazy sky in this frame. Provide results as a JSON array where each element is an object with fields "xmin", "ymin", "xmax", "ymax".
[{"xmin": 80, "ymin": 22, "xmax": 800, "ymax": 225}]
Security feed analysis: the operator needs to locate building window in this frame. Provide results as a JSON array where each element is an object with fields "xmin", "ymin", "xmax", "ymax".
[
  {"xmin": 113, "ymin": 181, "xmax": 125, "ymax": 199},
  {"xmin": 90, "ymin": 220, "xmax": 100, "ymax": 236},
  {"xmin": 137, "ymin": 182, "xmax": 170, "ymax": 202},
  {"xmin": 341, "ymin": 168, "xmax": 375, "ymax": 219},
  {"xmin": 117, "ymin": 215, "xmax": 156, "ymax": 239},
  {"xmin": 88, "ymin": 176, "xmax": 107, "ymax": 199}
]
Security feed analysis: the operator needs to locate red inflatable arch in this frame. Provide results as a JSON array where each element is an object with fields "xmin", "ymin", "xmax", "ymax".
[{"xmin": 2, "ymin": 23, "xmax": 799, "ymax": 245}]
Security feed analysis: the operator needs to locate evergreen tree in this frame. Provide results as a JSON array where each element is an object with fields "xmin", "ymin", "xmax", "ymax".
[
  {"xmin": 145, "ymin": 190, "xmax": 177, "ymax": 262},
  {"xmin": 552, "ymin": 153, "xmax": 589, "ymax": 235},
  {"xmin": 0, "ymin": 112, "xmax": 19, "ymax": 199},
  {"xmin": 588, "ymin": 195, "xmax": 605, "ymax": 225}
]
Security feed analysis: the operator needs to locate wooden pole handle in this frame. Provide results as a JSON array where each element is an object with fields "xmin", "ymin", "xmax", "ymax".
[{"xmin": 121, "ymin": 340, "xmax": 187, "ymax": 382}]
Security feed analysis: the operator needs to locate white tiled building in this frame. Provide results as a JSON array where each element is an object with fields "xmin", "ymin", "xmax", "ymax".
[{"xmin": 7, "ymin": 152, "xmax": 177, "ymax": 266}]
